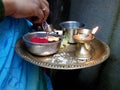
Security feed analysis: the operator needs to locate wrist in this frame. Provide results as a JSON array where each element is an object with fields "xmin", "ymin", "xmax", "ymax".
[{"xmin": 2, "ymin": 0, "xmax": 15, "ymax": 16}]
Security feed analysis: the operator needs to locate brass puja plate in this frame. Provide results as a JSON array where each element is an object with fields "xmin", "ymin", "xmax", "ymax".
[{"xmin": 15, "ymin": 38, "xmax": 110, "ymax": 70}]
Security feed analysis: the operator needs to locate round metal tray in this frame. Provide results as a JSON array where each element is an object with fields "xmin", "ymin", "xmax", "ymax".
[{"xmin": 15, "ymin": 38, "xmax": 110, "ymax": 70}]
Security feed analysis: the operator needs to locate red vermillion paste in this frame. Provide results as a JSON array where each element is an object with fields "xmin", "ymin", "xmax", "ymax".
[{"xmin": 30, "ymin": 37, "xmax": 48, "ymax": 43}]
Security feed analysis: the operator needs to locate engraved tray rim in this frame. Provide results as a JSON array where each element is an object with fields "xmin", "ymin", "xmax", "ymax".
[{"xmin": 15, "ymin": 38, "xmax": 110, "ymax": 70}]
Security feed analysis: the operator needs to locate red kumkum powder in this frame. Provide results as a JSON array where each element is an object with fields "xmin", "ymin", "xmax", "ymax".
[{"xmin": 30, "ymin": 37, "xmax": 48, "ymax": 43}]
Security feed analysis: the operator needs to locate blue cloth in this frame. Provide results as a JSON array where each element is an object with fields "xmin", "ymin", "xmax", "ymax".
[{"xmin": 0, "ymin": 17, "xmax": 53, "ymax": 90}]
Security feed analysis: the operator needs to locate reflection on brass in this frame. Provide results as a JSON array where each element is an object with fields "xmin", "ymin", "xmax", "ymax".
[{"xmin": 15, "ymin": 37, "xmax": 110, "ymax": 70}]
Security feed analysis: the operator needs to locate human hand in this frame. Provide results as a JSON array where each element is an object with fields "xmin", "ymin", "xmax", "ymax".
[{"xmin": 3, "ymin": 0, "xmax": 49, "ymax": 24}]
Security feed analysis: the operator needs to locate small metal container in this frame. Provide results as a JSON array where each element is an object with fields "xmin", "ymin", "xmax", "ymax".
[
  {"xmin": 22, "ymin": 31, "xmax": 62, "ymax": 56},
  {"xmin": 59, "ymin": 21, "xmax": 85, "ymax": 43}
]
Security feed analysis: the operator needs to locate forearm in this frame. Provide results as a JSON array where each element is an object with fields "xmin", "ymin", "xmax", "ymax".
[
  {"xmin": 2, "ymin": 0, "xmax": 15, "ymax": 16},
  {"xmin": 0, "ymin": 0, "xmax": 49, "ymax": 24}
]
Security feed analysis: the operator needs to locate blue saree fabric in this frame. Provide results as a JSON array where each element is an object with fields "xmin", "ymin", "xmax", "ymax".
[{"xmin": 0, "ymin": 17, "xmax": 53, "ymax": 90}]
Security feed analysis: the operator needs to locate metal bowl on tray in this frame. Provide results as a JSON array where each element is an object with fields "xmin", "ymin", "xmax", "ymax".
[{"xmin": 22, "ymin": 31, "xmax": 62, "ymax": 56}]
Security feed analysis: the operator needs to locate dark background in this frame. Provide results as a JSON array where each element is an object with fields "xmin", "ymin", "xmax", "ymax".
[{"xmin": 46, "ymin": 0, "xmax": 120, "ymax": 90}]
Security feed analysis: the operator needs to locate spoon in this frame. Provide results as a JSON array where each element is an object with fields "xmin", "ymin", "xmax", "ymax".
[{"xmin": 42, "ymin": 21, "xmax": 49, "ymax": 31}]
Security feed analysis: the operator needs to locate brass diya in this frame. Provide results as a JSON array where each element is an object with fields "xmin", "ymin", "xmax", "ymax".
[{"xmin": 73, "ymin": 27, "xmax": 98, "ymax": 60}]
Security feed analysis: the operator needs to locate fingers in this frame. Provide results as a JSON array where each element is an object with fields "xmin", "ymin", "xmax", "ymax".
[
  {"xmin": 42, "ymin": 0, "xmax": 49, "ymax": 7},
  {"xmin": 28, "ymin": 10, "xmax": 45, "ymax": 24},
  {"xmin": 27, "ymin": 0, "xmax": 50, "ymax": 24},
  {"xmin": 42, "ymin": 7, "xmax": 49, "ymax": 22},
  {"xmin": 39, "ymin": 0, "xmax": 50, "ymax": 22},
  {"xmin": 34, "ymin": 9, "xmax": 45, "ymax": 24}
]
